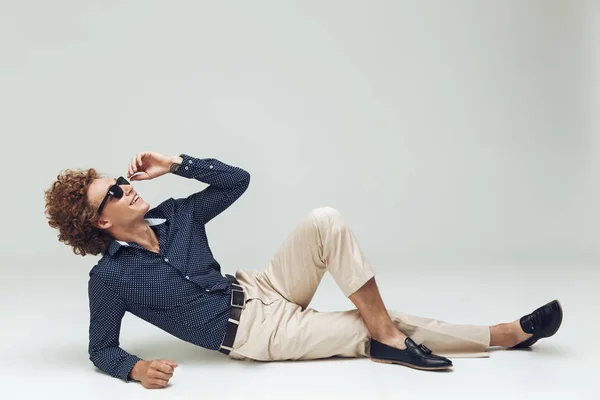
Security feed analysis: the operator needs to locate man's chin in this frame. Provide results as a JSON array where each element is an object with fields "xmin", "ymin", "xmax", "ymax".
[
  {"xmin": 139, "ymin": 201, "xmax": 151, "ymax": 214},
  {"xmin": 130, "ymin": 201, "xmax": 150, "ymax": 216}
]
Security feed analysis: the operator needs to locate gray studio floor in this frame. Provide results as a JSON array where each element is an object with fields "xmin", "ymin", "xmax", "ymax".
[{"xmin": 1, "ymin": 253, "xmax": 595, "ymax": 400}]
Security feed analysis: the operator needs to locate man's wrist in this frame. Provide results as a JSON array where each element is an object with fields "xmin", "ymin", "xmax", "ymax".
[
  {"xmin": 129, "ymin": 360, "xmax": 147, "ymax": 381},
  {"xmin": 169, "ymin": 155, "xmax": 184, "ymax": 174}
]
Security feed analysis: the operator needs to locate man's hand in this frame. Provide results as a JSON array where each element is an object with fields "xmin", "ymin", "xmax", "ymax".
[
  {"xmin": 130, "ymin": 359, "xmax": 178, "ymax": 389},
  {"xmin": 127, "ymin": 151, "xmax": 183, "ymax": 182}
]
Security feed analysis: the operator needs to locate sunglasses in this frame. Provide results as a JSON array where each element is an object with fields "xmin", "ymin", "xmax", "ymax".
[{"xmin": 97, "ymin": 176, "xmax": 130, "ymax": 215}]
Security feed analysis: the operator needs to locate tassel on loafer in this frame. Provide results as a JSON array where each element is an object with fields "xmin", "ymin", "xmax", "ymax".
[
  {"xmin": 369, "ymin": 337, "xmax": 453, "ymax": 371},
  {"xmin": 509, "ymin": 299, "xmax": 563, "ymax": 350}
]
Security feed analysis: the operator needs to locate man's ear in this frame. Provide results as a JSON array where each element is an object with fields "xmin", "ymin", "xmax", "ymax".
[{"xmin": 95, "ymin": 217, "xmax": 112, "ymax": 230}]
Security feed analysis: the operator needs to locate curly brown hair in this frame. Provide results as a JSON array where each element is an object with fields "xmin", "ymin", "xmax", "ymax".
[{"xmin": 44, "ymin": 169, "xmax": 111, "ymax": 256}]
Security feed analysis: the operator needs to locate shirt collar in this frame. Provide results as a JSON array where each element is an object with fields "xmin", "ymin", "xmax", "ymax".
[{"xmin": 107, "ymin": 218, "xmax": 166, "ymax": 256}]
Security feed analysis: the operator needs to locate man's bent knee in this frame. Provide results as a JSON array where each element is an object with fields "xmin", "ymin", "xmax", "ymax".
[{"xmin": 310, "ymin": 206, "xmax": 342, "ymax": 219}]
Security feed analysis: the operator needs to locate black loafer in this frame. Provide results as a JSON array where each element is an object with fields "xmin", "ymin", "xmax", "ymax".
[
  {"xmin": 509, "ymin": 299, "xmax": 563, "ymax": 349},
  {"xmin": 369, "ymin": 337, "xmax": 453, "ymax": 371}
]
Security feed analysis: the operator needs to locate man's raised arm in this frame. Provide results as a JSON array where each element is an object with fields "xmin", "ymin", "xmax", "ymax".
[
  {"xmin": 126, "ymin": 151, "xmax": 250, "ymax": 225},
  {"xmin": 171, "ymin": 154, "xmax": 250, "ymax": 224}
]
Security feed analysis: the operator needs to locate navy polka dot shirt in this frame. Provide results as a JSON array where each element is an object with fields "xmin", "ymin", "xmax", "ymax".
[{"xmin": 88, "ymin": 154, "xmax": 250, "ymax": 382}]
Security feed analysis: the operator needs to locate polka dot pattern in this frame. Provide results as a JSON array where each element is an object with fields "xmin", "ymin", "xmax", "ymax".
[{"xmin": 88, "ymin": 154, "xmax": 250, "ymax": 381}]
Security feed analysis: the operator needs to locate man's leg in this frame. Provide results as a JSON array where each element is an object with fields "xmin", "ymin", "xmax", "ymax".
[
  {"xmin": 349, "ymin": 276, "xmax": 409, "ymax": 349},
  {"xmin": 490, "ymin": 321, "xmax": 534, "ymax": 347},
  {"xmin": 262, "ymin": 206, "xmax": 377, "ymax": 309},
  {"xmin": 349, "ymin": 275, "xmax": 534, "ymax": 349},
  {"xmin": 231, "ymin": 299, "xmax": 509, "ymax": 361},
  {"xmin": 258, "ymin": 207, "xmax": 534, "ymax": 355},
  {"xmin": 232, "ymin": 300, "xmax": 531, "ymax": 361},
  {"xmin": 232, "ymin": 206, "xmax": 534, "ymax": 360},
  {"xmin": 348, "ymin": 277, "xmax": 534, "ymax": 350},
  {"xmin": 261, "ymin": 206, "xmax": 487, "ymax": 355}
]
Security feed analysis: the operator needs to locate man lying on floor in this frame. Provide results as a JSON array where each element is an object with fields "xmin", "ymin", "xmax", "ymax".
[{"xmin": 44, "ymin": 150, "xmax": 563, "ymax": 389}]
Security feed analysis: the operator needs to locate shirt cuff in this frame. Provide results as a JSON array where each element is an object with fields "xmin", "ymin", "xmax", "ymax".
[
  {"xmin": 173, "ymin": 154, "xmax": 218, "ymax": 178},
  {"xmin": 120, "ymin": 355, "xmax": 143, "ymax": 383}
]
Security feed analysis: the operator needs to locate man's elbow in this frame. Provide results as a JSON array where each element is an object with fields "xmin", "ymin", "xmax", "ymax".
[
  {"xmin": 234, "ymin": 170, "xmax": 250, "ymax": 194},
  {"xmin": 88, "ymin": 345, "xmax": 110, "ymax": 370},
  {"xmin": 241, "ymin": 171, "xmax": 251, "ymax": 190},
  {"xmin": 89, "ymin": 348, "xmax": 101, "ymax": 368}
]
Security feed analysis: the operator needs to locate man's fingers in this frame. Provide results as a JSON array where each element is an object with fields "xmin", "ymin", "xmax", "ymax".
[
  {"xmin": 130, "ymin": 171, "xmax": 147, "ymax": 181},
  {"xmin": 143, "ymin": 359, "xmax": 175, "ymax": 389},
  {"xmin": 150, "ymin": 370, "xmax": 173, "ymax": 380},
  {"xmin": 128, "ymin": 158, "xmax": 136, "ymax": 177},
  {"xmin": 159, "ymin": 359, "xmax": 178, "ymax": 368},
  {"xmin": 151, "ymin": 378, "xmax": 169, "ymax": 387},
  {"xmin": 147, "ymin": 383, "xmax": 166, "ymax": 389},
  {"xmin": 127, "ymin": 153, "xmax": 149, "ymax": 179},
  {"xmin": 154, "ymin": 361, "xmax": 175, "ymax": 374}
]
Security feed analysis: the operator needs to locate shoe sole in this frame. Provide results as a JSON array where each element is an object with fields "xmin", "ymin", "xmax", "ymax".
[
  {"xmin": 509, "ymin": 299, "xmax": 563, "ymax": 349},
  {"xmin": 370, "ymin": 357, "xmax": 453, "ymax": 371}
]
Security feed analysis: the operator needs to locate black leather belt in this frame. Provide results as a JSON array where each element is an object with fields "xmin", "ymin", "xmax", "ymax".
[{"xmin": 218, "ymin": 274, "xmax": 246, "ymax": 355}]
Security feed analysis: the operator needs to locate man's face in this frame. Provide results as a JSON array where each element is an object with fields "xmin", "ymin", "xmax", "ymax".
[{"xmin": 87, "ymin": 177, "xmax": 150, "ymax": 230}]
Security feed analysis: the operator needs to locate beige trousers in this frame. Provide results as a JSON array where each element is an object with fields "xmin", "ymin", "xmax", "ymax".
[{"xmin": 226, "ymin": 207, "xmax": 491, "ymax": 361}]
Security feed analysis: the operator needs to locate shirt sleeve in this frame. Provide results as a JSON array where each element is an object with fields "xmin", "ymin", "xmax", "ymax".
[
  {"xmin": 172, "ymin": 154, "xmax": 251, "ymax": 224},
  {"xmin": 88, "ymin": 273, "xmax": 142, "ymax": 382}
]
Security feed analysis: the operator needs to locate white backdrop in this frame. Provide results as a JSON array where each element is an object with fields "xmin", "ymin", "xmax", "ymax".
[
  {"xmin": 0, "ymin": 1, "xmax": 598, "ymax": 399},
  {"xmin": 1, "ymin": 1, "xmax": 597, "ymax": 270}
]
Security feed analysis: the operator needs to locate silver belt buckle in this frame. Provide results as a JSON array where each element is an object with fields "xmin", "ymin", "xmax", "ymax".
[{"xmin": 230, "ymin": 282, "xmax": 245, "ymax": 309}]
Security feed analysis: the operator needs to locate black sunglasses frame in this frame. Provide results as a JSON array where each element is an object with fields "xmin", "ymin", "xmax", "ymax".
[{"xmin": 97, "ymin": 176, "xmax": 130, "ymax": 216}]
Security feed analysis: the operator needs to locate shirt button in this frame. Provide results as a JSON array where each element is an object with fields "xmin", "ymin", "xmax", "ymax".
[
  {"xmin": 185, "ymin": 166, "xmax": 189, "ymax": 170},
  {"xmin": 209, "ymin": 165, "xmax": 213, "ymax": 169},
  {"xmin": 205, "ymin": 289, "xmax": 210, "ymax": 292},
  {"xmin": 164, "ymin": 258, "xmax": 169, "ymax": 262},
  {"xmin": 189, "ymin": 160, "xmax": 193, "ymax": 164},
  {"xmin": 185, "ymin": 276, "xmax": 189, "ymax": 280}
]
